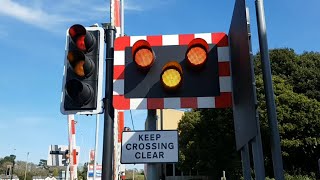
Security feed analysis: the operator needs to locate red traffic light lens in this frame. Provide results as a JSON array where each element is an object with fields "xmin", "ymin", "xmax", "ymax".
[
  {"xmin": 161, "ymin": 61, "xmax": 183, "ymax": 92},
  {"xmin": 186, "ymin": 38, "xmax": 209, "ymax": 69},
  {"xmin": 132, "ymin": 40, "xmax": 155, "ymax": 70},
  {"xmin": 68, "ymin": 24, "xmax": 95, "ymax": 52}
]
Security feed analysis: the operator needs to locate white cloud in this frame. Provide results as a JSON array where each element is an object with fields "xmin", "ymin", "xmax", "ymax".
[
  {"xmin": 0, "ymin": 0, "xmax": 76, "ymax": 31},
  {"xmin": 124, "ymin": 3, "xmax": 143, "ymax": 11},
  {"xmin": 0, "ymin": 0, "xmax": 174, "ymax": 33},
  {"xmin": 92, "ymin": 1, "xmax": 143, "ymax": 13}
]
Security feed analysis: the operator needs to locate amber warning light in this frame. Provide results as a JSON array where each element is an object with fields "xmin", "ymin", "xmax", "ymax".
[
  {"xmin": 132, "ymin": 40, "xmax": 155, "ymax": 70},
  {"xmin": 186, "ymin": 38, "xmax": 209, "ymax": 70},
  {"xmin": 161, "ymin": 61, "xmax": 183, "ymax": 92}
]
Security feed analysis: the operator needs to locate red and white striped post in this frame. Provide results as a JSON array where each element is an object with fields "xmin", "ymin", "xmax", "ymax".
[
  {"xmin": 111, "ymin": 0, "xmax": 125, "ymax": 179},
  {"xmin": 68, "ymin": 115, "xmax": 77, "ymax": 180},
  {"xmin": 110, "ymin": 0, "xmax": 122, "ymax": 37}
]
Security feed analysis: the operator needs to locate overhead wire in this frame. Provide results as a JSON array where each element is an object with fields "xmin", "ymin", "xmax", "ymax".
[{"xmin": 129, "ymin": 110, "xmax": 135, "ymax": 130}]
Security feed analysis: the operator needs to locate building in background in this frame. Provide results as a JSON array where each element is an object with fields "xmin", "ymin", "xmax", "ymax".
[{"xmin": 156, "ymin": 109, "xmax": 185, "ymax": 131}]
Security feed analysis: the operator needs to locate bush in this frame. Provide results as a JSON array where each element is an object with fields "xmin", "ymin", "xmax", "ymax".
[{"xmin": 265, "ymin": 173, "xmax": 316, "ymax": 180}]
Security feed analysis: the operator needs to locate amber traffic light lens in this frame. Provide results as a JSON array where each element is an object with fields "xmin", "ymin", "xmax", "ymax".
[
  {"xmin": 135, "ymin": 48, "xmax": 154, "ymax": 69},
  {"xmin": 186, "ymin": 38, "xmax": 209, "ymax": 69},
  {"xmin": 161, "ymin": 61, "xmax": 183, "ymax": 91},
  {"xmin": 67, "ymin": 51, "xmax": 94, "ymax": 78},
  {"xmin": 132, "ymin": 40, "xmax": 154, "ymax": 70},
  {"xmin": 187, "ymin": 46, "xmax": 207, "ymax": 66},
  {"xmin": 162, "ymin": 69, "xmax": 182, "ymax": 88}
]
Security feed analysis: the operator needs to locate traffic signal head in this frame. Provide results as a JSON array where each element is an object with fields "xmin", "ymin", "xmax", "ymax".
[
  {"xmin": 113, "ymin": 33, "xmax": 233, "ymax": 110},
  {"xmin": 122, "ymin": 37, "xmax": 220, "ymax": 99},
  {"xmin": 61, "ymin": 24, "xmax": 105, "ymax": 115}
]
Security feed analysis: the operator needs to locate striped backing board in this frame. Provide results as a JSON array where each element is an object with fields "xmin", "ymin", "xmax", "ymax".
[{"xmin": 113, "ymin": 33, "xmax": 232, "ymax": 110}]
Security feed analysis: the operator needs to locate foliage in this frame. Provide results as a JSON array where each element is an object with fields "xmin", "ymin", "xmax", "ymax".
[
  {"xmin": 125, "ymin": 168, "xmax": 145, "ymax": 180},
  {"xmin": 38, "ymin": 159, "xmax": 49, "ymax": 170},
  {"xmin": 177, "ymin": 109, "xmax": 242, "ymax": 179},
  {"xmin": 178, "ymin": 48, "xmax": 320, "ymax": 178},
  {"xmin": 0, "ymin": 155, "xmax": 68, "ymax": 180},
  {"xmin": 0, "ymin": 155, "xmax": 16, "ymax": 174},
  {"xmin": 78, "ymin": 162, "xmax": 88, "ymax": 180},
  {"xmin": 254, "ymin": 48, "xmax": 320, "ymax": 101},
  {"xmin": 254, "ymin": 49, "xmax": 320, "ymax": 176},
  {"xmin": 265, "ymin": 173, "xmax": 316, "ymax": 180}
]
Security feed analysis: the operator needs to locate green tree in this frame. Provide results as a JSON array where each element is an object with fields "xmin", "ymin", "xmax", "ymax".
[
  {"xmin": 254, "ymin": 49, "xmax": 320, "ymax": 176},
  {"xmin": 178, "ymin": 48, "xmax": 320, "ymax": 178},
  {"xmin": 254, "ymin": 48, "xmax": 320, "ymax": 101},
  {"xmin": 0, "ymin": 155, "xmax": 16, "ymax": 174},
  {"xmin": 178, "ymin": 109, "xmax": 242, "ymax": 178},
  {"xmin": 78, "ymin": 162, "xmax": 88, "ymax": 180},
  {"xmin": 38, "ymin": 159, "xmax": 49, "ymax": 170}
]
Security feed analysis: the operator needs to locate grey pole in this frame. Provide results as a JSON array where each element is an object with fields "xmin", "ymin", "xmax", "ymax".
[
  {"xmin": 93, "ymin": 114, "xmax": 100, "ymax": 180},
  {"xmin": 251, "ymin": 122, "xmax": 266, "ymax": 180},
  {"xmin": 121, "ymin": 0, "xmax": 124, "ymax": 36},
  {"xmin": 101, "ymin": 24, "xmax": 116, "ymax": 180},
  {"xmin": 145, "ymin": 109, "xmax": 159, "ymax": 180},
  {"xmin": 241, "ymin": 144, "xmax": 251, "ymax": 180},
  {"xmin": 247, "ymin": 6, "xmax": 265, "ymax": 179},
  {"xmin": 160, "ymin": 110, "xmax": 164, "ymax": 180},
  {"xmin": 255, "ymin": 0, "xmax": 284, "ymax": 179}
]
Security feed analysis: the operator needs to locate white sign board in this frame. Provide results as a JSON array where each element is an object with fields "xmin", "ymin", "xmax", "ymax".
[{"xmin": 121, "ymin": 130, "xmax": 178, "ymax": 164}]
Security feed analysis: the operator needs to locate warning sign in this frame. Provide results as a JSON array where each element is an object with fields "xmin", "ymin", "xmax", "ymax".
[{"xmin": 121, "ymin": 130, "xmax": 178, "ymax": 164}]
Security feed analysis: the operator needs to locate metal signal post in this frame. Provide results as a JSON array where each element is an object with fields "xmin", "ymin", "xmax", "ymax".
[{"xmin": 101, "ymin": 24, "xmax": 116, "ymax": 180}]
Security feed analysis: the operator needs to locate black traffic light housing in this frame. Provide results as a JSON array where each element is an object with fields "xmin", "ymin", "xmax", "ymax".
[{"xmin": 61, "ymin": 24, "xmax": 105, "ymax": 115}]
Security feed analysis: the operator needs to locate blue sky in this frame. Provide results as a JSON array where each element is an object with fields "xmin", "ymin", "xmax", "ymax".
[{"xmin": 0, "ymin": 0, "xmax": 319, "ymax": 170}]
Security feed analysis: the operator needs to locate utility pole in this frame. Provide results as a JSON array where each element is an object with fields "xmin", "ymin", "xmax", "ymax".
[
  {"xmin": 101, "ymin": 23, "xmax": 116, "ymax": 180},
  {"xmin": 93, "ymin": 114, "xmax": 100, "ymax": 180},
  {"xmin": 145, "ymin": 110, "xmax": 159, "ymax": 180},
  {"xmin": 255, "ymin": 0, "xmax": 284, "ymax": 179},
  {"xmin": 24, "ymin": 152, "xmax": 29, "ymax": 180}
]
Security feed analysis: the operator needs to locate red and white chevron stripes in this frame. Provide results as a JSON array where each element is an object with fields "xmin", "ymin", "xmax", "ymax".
[
  {"xmin": 113, "ymin": 33, "xmax": 232, "ymax": 110},
  {"xmin": 68, "ymin": 115, "xmax": 78, "ymax": 179}
]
